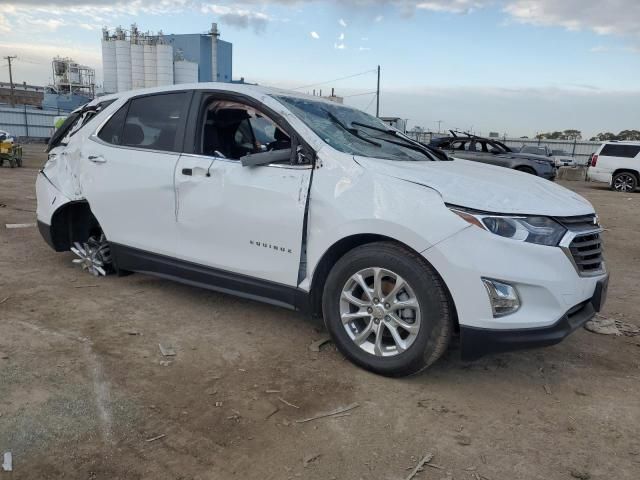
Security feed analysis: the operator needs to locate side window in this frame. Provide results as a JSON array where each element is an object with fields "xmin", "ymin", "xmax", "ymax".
[
  {"xmin": 122, "ymin": 92, "xmax": 189, "ymax": 152},
  {"xmin": 98, "ymin": 104, "xmax": 128, "ymax": 145},
  {"xmin": 200, "ymin": 100, "xmax": 291, "ymax": 160},
  {"xmin": 600, "ymin": 144, "xmax": 640, "ymax": 158}
]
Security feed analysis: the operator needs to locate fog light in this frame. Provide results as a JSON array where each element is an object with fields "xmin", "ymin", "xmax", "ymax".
[{"xmin": 482, "ymin": 278, "xmax": 520, "ymax": 317}]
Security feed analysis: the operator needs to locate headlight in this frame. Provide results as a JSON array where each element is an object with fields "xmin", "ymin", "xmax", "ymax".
[{"xmin": 451, "ymin": 209, "xmax": 566, "ymax": 246}]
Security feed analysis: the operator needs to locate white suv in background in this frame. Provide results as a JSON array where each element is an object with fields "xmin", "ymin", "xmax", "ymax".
[
  {"xmin": 588, "ymin": 141, "xmax": 640, "ymax": 192},
  {"xmin": 36, "ymin": 84, "xmax": 608, "ymax": 376}
]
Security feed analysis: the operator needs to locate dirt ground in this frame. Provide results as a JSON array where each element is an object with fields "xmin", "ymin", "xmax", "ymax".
[{"xmin": 1, "ymin": 145, "xmax": 639, "ymax": 480}]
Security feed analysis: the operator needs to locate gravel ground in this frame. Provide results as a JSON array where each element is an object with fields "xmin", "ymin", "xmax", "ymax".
[{"xmin": 1, "ymin": 145, "xmax": 639, "ymax": 479}]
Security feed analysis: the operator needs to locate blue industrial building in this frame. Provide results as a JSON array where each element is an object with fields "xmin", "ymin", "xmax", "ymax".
[{"xmin": 166, "ymin": 27, "xmax": 233, "ymax": 83}]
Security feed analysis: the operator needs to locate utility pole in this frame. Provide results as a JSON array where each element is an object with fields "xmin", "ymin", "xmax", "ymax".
[
  {"xmin": 375, "ymin": 65, "xmax": 380, "ymax": 118},
  {"xmin": 436, "ymin": 120, "xmax": 443, "ymax": 133},
  {"xmin": 4, "ymin": 56, "xmax": 17, "ymax": 107}
]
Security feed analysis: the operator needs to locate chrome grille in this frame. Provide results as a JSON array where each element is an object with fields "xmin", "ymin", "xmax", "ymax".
[{"xmin": 556, "ymin": 214, "xmax": 605, "ymax": 276}]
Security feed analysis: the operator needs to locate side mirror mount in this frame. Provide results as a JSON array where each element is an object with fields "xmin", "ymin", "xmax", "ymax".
[{"xmin": 241, "ymin": 148, "xmax": 292, "ymax": 167}]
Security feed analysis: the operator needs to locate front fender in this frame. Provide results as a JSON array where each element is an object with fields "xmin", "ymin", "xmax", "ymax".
[{"xmin": 305, "ymin": 156, "xmax": 468, "ymax": 286}]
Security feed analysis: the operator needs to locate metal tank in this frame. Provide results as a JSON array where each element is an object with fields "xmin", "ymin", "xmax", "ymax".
[
  {"xmin": 115, "ymin": 39, "xmax": 132, "ymax": 92},
  {"xmin": 130, "ymin": 43, "xmax": 145, "ymax": 90},
  {"xmin": 174, "ymin": 60, "xmax": 198, "ymax": 84},
  {"xmin": 143, "ymin": 44, "xmax": 157, "ymax": 88},
  {"xmin": 156, "ymin": 43, "xmax": 174, "ymax": 87},
  {"xmin": 101, "ymin": 39, "xmax": 118, "ymax": 93}
]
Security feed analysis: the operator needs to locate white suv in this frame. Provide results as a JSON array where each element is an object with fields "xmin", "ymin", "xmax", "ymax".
[
  {"xmin": 36, "ymin": 84, "xmax": 608, "ymax": 376},
  {"xmin": 588, "ymin": 141, "xmax": 640, "ymax": 192}
]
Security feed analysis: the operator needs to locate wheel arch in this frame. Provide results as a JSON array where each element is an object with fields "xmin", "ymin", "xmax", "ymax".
[
  {"xmin": 514, "ymin": 165, "xmax": 537, "ymax": 174},
  {"xmin": 48, "ymin": 200, "xmax": 102, "ymax": 251},
  {"xmin": 612, "ymin": 168, "xmax": 639, "ymax": 181},
  {"xmin": 307, "ymin": 233, "xmax": 459, "ymax": 331}
]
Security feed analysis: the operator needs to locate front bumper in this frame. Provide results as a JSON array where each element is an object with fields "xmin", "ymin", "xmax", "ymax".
[
  {"xmin": 421, "ymin": 224, "xmax": 608, "ymax": 359},
  {"xmin": 459, "ymin": 275, "xmax": 608, "ymax": 360}
]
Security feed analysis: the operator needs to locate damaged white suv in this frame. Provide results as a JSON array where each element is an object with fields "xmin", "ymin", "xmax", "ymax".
[{"xmin": 37, "ymin": 84, "xmax": 608, "ymax": 376}]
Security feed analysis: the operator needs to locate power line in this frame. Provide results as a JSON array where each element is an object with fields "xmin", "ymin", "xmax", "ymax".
[
  {"xmin": 342, "ymin": 90, "xmax": 377, "ymax": 98},
  {"xmin": 363, "ymin": 93, "xmax": 377, "ymax": 113},
  {"xmin": 292, "ymin": 68, "xmax": 377, "ymax": 91}
]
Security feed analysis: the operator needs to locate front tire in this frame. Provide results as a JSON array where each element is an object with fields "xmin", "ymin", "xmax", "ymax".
[{"xmin": 322, "ymin": 242, "xmax": 453, "ymax": 377}]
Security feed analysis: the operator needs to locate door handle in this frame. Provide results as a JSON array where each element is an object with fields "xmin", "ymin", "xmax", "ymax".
[
  {"xmin": 181, "ymin": 168, "xmax": 193, "ymax": 176},
  {"xmin": 88, "ymin": 155, "xmax": 106, "ymax": 164}
]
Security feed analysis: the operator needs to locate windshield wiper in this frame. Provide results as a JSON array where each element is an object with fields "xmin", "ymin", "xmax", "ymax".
[
  {"xmin": 350, "ymin": 121, "xmax": 442, "ymax": 160},
  {"xmin": 324, "ymin": 111, "xmax": 381, "ymax": 147},
  {"xmin": 351, "ymin": 122, "xmax": 449, "ymax": 161}
]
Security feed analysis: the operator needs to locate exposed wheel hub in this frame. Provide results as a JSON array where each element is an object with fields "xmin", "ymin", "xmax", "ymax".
[{"xmin": 70, "ymin": 234, "xmax": 112, "ymax": 276}]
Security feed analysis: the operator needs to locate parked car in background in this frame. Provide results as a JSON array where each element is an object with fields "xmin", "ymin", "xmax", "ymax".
[
  {"xmin": 588, "ymin": 141, "xmax": 640, "ymax": 192},
  {"xmin": 520, "ymin": 145, "xmax": 575, "ymax": 167},
  {"xmin": 0, "ymin": 130, "xmax": 15, "ymax": 143},
  {"xmin": 551, "ymin": 149, "xmax": 576, "ymax": 167},
  {"xmin": 37, "ymin": 84, "xmax": 607, "ymax": 376},
  {"xmin": 430, "ymin": 134, "xmax": 557, "ymax": 180}
]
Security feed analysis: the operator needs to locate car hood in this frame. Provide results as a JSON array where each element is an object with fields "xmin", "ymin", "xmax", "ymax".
[{"xmin": 354, "ymin": 156, "xmax": 594, "ymax": 216}]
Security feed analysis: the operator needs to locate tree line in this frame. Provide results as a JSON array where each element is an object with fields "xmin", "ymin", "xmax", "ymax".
[{"xmin": 534, "ymin": 129, "xmax": 640, "ymax": 141}]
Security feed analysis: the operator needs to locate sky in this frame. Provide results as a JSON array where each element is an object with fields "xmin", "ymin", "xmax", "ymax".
[{"xmin": 1, "ymin": 0, "xmax": 639, "ymax": 137}]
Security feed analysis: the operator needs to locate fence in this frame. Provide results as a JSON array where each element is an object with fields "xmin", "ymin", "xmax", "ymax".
[
  {"xmin": 406, "ymin": 132, "xmax": 602, "ymax": 165},
  {"xmin": 0, "ymin": 104, "xmax": 65, "ymax": 140}
]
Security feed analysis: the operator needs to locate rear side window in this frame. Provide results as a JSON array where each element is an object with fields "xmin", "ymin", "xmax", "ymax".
[
  {"xmin": 98, "ymin": 92, "xmax": 189, "ymax": 152},
  {"xmin": 98, "ymin": 105, "xmax": 128, "ymax": 145},
  {"xmin": 122, "ymin": 92, "xmax": 189, "ymax": 152},
  {"xmin": 600, "ymin": 144, "xmax": 640, "ymax": 158}
]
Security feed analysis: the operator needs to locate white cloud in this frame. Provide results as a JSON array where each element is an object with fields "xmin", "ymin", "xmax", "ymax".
[
  {"xmin": 503, "ymin": 0, "xmax": 640, "ymax": 37},
  {"xmin": 338, "ymin": 32, "xmax": 344, "ymax": 41},
  {"xmin": 374, "ymin": 15, "xmax": 384, "ymax": 22},
  {"xmin": 339, "ymin": 18, "xmax": 347, "ymax": 27},
  {"xmin": 416, "ymin": 1, "xmax": 487, "ymax": 14},
  {"xmin": 310, "ymin": 31, "xmax": 319, "ymax": 39},
  {"xmin": 590, "ymin": 45, "xmax": 609, "ymax": 53},
  {"xmin": 334, "ymin": 42, "xmax": 346, "ymax": 49},
  {"xmin": 359, "ymin": 46, "xmax": 371, "ymax": 51},
  {"xmin": 200, "ymin": 4, "xmax": 270, "ymax": 33}
]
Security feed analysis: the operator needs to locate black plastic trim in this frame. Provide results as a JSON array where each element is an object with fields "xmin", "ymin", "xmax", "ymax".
[
  {"xmin": 110, "ymin": 243, "xmax": 311, "ymax": 312},
  {"xmin": 37, "ymin": 220, "xmax": 55, "ymax": 250},
  {"xmin": 459, "ymin": 275, "xmax": 608, "ymax": 361}
]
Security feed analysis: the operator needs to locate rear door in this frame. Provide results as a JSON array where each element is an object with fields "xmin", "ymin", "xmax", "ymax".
[
  {"xmin": 173, "ymin": 92, "xmax": 312, "ymax": 288},
  {"xmin": 81, "ymin": 91, "xmax": 192, "ymax": 256}
]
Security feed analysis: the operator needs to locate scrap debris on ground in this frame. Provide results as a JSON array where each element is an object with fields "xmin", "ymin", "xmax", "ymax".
[
  {"xmin": 404, "ymin": 453, "xmax": 434, "ymax": 480},
  {"xmin": 295, "ymin": 402, "xmax": 360, "ymax": 424},
  {"xmin": 308, "ymin": 335, "xmax": 332, "ymax": 352},
  {"xmin": 2, "ymin": 452, "xmax": 12, "ymax": 472}
]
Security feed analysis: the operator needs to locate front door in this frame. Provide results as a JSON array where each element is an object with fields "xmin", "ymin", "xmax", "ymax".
[{"xmin": 173, "ymin": 96, "xmax": 312, "ymax": 287}]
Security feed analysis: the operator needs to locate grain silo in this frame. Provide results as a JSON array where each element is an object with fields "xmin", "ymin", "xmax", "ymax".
[
  {"xmin": 130, "ymin": 45, "xmax": 145, "ymax": 90},
  {"xmin": 101, "ymin": 31, "xmax": 117, "ymax": 94},
  {"xmin": 156, "ymin": 42, "xmax": 174, "ymax": 86},
  {"xmin": 114, "ymin": 28, "xmax": 132, "ymax": 92},
  {"xmin": 143, "ymin": 44, "xmax": 157, "ymax": 88},
  {"xmin": 100, "ymin": 23, "xmax": 233, "ymax": 93}
]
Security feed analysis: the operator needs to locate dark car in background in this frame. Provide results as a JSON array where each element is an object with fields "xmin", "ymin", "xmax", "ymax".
[{"xmin": 430, "ymin": 134, "xmax": 557, "ymax": 180}]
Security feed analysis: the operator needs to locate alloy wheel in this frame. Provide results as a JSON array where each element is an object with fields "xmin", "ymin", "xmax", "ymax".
[
  {"xmin": 613, "ymin": 174, "xmax": 636, "ymax": 192},
  {"xmin": 339, "ymin": 267, "xmax": 421, "ymax": 357}
]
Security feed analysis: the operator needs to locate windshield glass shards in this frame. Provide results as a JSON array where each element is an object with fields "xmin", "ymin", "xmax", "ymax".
[{"xmin": 274, "ymin": 95, "xmax": 446, "ymax": 162}]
